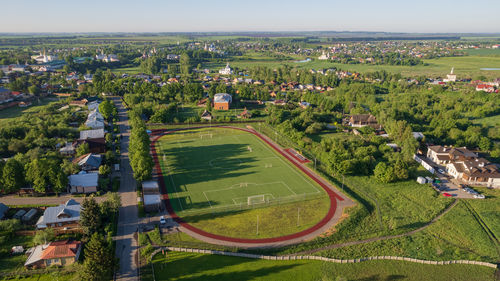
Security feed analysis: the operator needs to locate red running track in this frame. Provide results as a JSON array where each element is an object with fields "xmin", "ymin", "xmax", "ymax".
[{"xmin": 151, "ymin": 126, "xmax": 344, "ymax": 244}]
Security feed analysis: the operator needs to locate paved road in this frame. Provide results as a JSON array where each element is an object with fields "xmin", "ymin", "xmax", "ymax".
[{"xmin": 112, "ymin": 97, "xmax": 139, "ymax": 281}]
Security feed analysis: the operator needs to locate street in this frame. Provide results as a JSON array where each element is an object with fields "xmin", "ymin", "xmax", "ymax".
[{"xmin": 112, "ymin": 97, "xmax": 139, "ymax": 281}]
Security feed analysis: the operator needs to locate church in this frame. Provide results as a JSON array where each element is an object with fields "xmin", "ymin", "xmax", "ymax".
[{"xmin": 219, "ymin": 63, "xmax": 233, "ymax": 75}]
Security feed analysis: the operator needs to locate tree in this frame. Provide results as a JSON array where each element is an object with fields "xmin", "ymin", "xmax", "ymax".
[
  {"xmin": 49, "ymin": 167, "xmax": 68, "ymax": 195},
  {"xmin": 33, "ymin": 228, "xmax": 55, "ymax": 245},
  {"xmin": 26, "ymin": 158, "xmax": 49, "ymax": 193},
  {"xmin": 76, "ymin": 142, "xmax": 90, "ymax": 157},
  {"xmin": 99, "ymin": 99, "xmax": 115, "ymax": 120},
  {"xmin": 99, "ymin": 164, "xmax": 111, "ymax": 176},
  {"xmin": 80, "ymin": 197, "xmax": 102, "ymax": 236},
  {"xmin": 2, "ymin": 158, "xmax": 24, "ymax": 193},
  {"xmin": 81, "ymin": 233, "xmax": 115, "ymax": 281},
  {"xmin": 374, "ymin": 162, "xmax": 396, "ymax": 183}
]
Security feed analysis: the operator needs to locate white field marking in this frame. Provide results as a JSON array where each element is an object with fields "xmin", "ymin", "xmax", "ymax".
[
  {"xmin": 162, "ymin": 158, "xmax": 185, "ymax": 211},
  {"xmin": 203, "ymin": 191, "xmax": 213, "ymax": 209},
  {"xmin": 203, "ymin": 181, "xmax": 286, "ymax": 194},
  {"xmin": 255, "ymin": 137, "xmax": 321, "ymax": 194},
  {"xmin": 232, "ymin": 193, "xmax": 276, "ymax": 205},
  {"xmin": 281, "ymin": 181, "xmax": 297, "ymax": 195}
]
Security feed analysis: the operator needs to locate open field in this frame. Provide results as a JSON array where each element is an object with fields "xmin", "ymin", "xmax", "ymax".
[
  {"xmin": 155, "ymin": 127, "xmax": 331, "ymax": 238},
  {"xmin": 141, "ymin": 251, "xmax": 496, "ymax": 281}
]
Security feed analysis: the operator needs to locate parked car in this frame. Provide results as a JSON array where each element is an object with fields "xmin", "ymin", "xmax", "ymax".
[
  {"xmin": 437, "ymin": 169, "xmax": 446, "ymax": 174},
  {"xmin": 160, "ymin": 216, "xmax": 166, "ymax": 225},
  {"xmin": 442, "ymin": 192, "xmax": 452, "ymax": 197},
  {"xmin": 474, "ymin": 194, "xmax": 485, "ymax": 199}
]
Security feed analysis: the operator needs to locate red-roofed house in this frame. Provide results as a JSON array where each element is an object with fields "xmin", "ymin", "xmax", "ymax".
[
  {"xmin": 25, "ymin": 240, "xmax": 82, "ymax": 269},
  {"xmin": 476, "ymin": 84, "xmax": 495, "ymax": 93}
]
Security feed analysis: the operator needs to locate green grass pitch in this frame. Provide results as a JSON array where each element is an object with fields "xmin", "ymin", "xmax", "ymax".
[{"xmin": 155, "ymin": 127, "xmax": 326, "ymax": 216}]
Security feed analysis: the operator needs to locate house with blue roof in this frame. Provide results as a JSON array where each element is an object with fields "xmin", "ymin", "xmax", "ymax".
[{"xmin": 36, "ymin": 200, "xmax": 81, "ymax": 229}]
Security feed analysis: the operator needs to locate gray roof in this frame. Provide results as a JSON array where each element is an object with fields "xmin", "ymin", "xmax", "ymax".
[
  {"xmin": 0, "ymin": 203, "xmax": 8, "ymax": 220},
  {"xmin": 80, "ymin": 128, "xmax": 105, "ymax": 139},
  {"xmin": 36, "ymin": 199, "xmax": 81, "ymax": 228},
  {"xmin": 77, "ymin": 154, "xmax": 102, "ymax": 169},
  {"xmin": 214, "ymin": 93, "xmax": 232, "ymax": 103},
  {"xmin": 69, "ymin": 173, "xmax": 98, "ymax": 187}
]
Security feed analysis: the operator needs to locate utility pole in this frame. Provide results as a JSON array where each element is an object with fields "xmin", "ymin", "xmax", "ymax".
[
  {"xmin": 297, "ymin": 207, "xmax": 300, "ymax": 227},
  {"xmin": 256, "ymin": 215, "xmax": 259, "ymax": 235},
  {"xmin": 314, "ymin": 157, "xmax": 317, "ymax": 170}
]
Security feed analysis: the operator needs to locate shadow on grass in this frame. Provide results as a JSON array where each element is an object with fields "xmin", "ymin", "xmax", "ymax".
[
  {"xmin": 356, "ymin": 275, "xmax": 406, "ymax": 281},
  {"xmin": 152, "ymin": 252, "xmax": 301, "ymax": 281}
]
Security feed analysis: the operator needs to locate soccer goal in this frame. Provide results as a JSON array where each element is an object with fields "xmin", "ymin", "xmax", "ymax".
[
  {"xmin": 200, "ymin": 133, "xmax": 213, "ymax": 139},
  {"xmin": 264, "ymin": 163, "xmax": 273, "ymax": 168},
  {"xmin": 247, "ymin": 146, "xmax": 252, "ymax": 152},
  {"xmin": 247, "ymin": 194, "xmax": 266, "ymax": 205}
]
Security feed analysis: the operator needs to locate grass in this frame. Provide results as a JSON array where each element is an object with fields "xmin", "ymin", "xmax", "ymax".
[
  {"xmin": 340, "ymin": 173, "xmax": 452, "ymax": 237},
  {"xmin": 0, "ymin": 97, "xmax": 58, "ymax": 125},
  {"xmin": 141, "ymin": 251, "xmax": 496, "ymax": 281},
  {"xmin": 184, "ymin": 197, "xmax": 329, "ymax": 239},
  {"xmin": 472, "ymin": 114, "xmax": 500, "ymax": 127},
  {"xmin": 110, "ymin": 66, "xmax": 142, "ymax": 74},
  {"xmin": 155, "ymin": 127, "xmax": 331, "ymax": 238}
]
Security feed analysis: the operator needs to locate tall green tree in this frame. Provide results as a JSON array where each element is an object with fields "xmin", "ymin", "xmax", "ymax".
[
  {"xmin": 2, "ymin": 158, "xmax": 24, "ymax": 193},
  {"xmin": 80, "ymin": 197, "xmax": 102, "ymax": 236},
  {"xmin": 81, "ymin": 232, "xmax": 115, "ymax": 281},
  {"xmin": 26, "ymin": 158, "xmax": 49, "ymax": 193}
]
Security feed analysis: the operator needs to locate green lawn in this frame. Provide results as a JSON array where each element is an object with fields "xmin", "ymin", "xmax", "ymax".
[
  {"xmin": 141, "ymin": 251, "xmax": 496, "ymax": 281},
  {"xmin": 155, "ymin": 127, "xmax": 331, "ymax": 238},
  {"xmin": 0, "ymin": 97, "xmax": 59, "ymax": 125}
]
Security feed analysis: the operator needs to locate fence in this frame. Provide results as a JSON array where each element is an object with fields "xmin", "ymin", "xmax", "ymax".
[{"xmin": 151, "ymin": 247, "xmax": 498, "ymax": 269}]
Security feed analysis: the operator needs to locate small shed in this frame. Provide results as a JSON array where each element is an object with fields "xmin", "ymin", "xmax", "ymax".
[
  {"xmin": 13, "ymin": 210, "xmax": 27, "ymax": 220},
  {"xmin": 143, "ymin": 194, "xmax": 161, "ymax": 212},
  {"xmin": 142, "ymin": 180, "xmax": 159, "ymax": 194},
  {"xmin": 22, "ymin": 209, "xmax": 37, "ymax": 222},
  {"xmin": 416, "ymin": 176, "xmax": 427, "ymax": 184}
]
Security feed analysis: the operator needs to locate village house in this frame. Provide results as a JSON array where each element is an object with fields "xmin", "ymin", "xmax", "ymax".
[
  {"xmin": 213, "ymin": 93, "xmax": 232, "ymax": 110},
  {"xmin": 36, "ymin": 199, "xmax": 81, "ymax": 229},
  {"xmin": 201, "ymin": 110, "xmax": 213, "ymax": 121},
  {"xmin": 68, "ymin": 173, "xmax": 98, "ymax": 194},
  {"xmin": 427, "ymin": 146, "xmax": 478, "ymax": 165},
  {"xmin": 446, "ymin": 158, "xmax": 500, "ymax": 188},
  {"xmin": 72, "ymin": 153, "xmax": 102, "ymax": 171},
  {"xmin": 346, "ymin": 114, "xmax": 380, "ymax": 129},
  {"xmin": 238, "ymin": 108, "xmax": 252, "ymax": 119},
  {"xmin": 25, "ymin": 240, "xmax": 82, "ymax": 269}
]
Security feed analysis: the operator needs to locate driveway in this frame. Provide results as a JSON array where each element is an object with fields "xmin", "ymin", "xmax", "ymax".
[{"xmin": 111, "ymin": 97, "xmax": 139, "ymax": 281}]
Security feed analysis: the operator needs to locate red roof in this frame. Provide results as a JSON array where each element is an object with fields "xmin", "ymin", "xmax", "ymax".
[
  {"xmin": 477, "ymin": 84, "xmax": 493, "ymax": 89},
  {"xmin": 40, "ymin": 240, "xmax": 81, "ymax": 260},
  {"xmin": 11, "ymin": 91, "xmax": 21, "ymax": 96}
]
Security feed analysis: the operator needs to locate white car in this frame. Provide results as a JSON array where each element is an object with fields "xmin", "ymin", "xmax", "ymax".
[
  {"xmin": 474, "ymin": 194, "xmax": 485, "ymax": 199},
  {"xmin": 160, "ymin": 216, "xmax": 166, "ymax": 225}
]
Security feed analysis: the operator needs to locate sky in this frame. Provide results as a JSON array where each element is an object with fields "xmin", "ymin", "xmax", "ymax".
[{"xmin": 2, "ymin": 0, "xmax": 499, "ymax": 33}]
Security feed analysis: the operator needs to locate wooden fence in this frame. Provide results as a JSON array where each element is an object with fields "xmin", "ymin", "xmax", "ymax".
[{"xmin": 150, "ymin": 247, "xmax": 498, "ymax": 269}]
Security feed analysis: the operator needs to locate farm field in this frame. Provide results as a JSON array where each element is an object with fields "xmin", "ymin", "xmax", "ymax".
[
  {"xmin": 141, "ymin": 251, "xmax": 496, "ymax": 281},
  {"xmin": 154, "ymin": 127, "xmax": 331, "ymax": 238},
  {"xmin": 204, "ymin": 53, "xmax": 500, "ymax": 79}
]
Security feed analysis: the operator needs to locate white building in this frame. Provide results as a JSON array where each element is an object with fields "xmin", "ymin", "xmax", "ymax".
[
  {"xmin": 318, "ymin": 51, "xmax": 330, "ymax": 60},
  {"xmin": 219, "ymin": 63, "xmax": 233, "ymax": 75},
  {"xmin": 443, "ymin": 67, "xmax": 457, "ymax": 82}
]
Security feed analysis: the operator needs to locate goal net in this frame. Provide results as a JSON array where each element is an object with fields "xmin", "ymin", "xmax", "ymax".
[
  {"xmin": 247, "ymin": 146, "xmax": 252, "ymax": 152},
  {"xmin": 247, "ymin": 194, "xmax": 266, "ymax": 205},
  {"xmin": 200, "ymin": 133, "xmax": 213, "ymax": 139}
]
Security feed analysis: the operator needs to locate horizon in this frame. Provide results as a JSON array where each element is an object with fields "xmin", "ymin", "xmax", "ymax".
[{"xmin": 2, "ymin": 0, "xmax": 500, "ymax": 34}]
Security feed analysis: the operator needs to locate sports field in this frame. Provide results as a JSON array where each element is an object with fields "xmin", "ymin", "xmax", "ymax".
[{"xmin": 155, "ymin": 127, "xmax": 327, "ymax": 216}]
